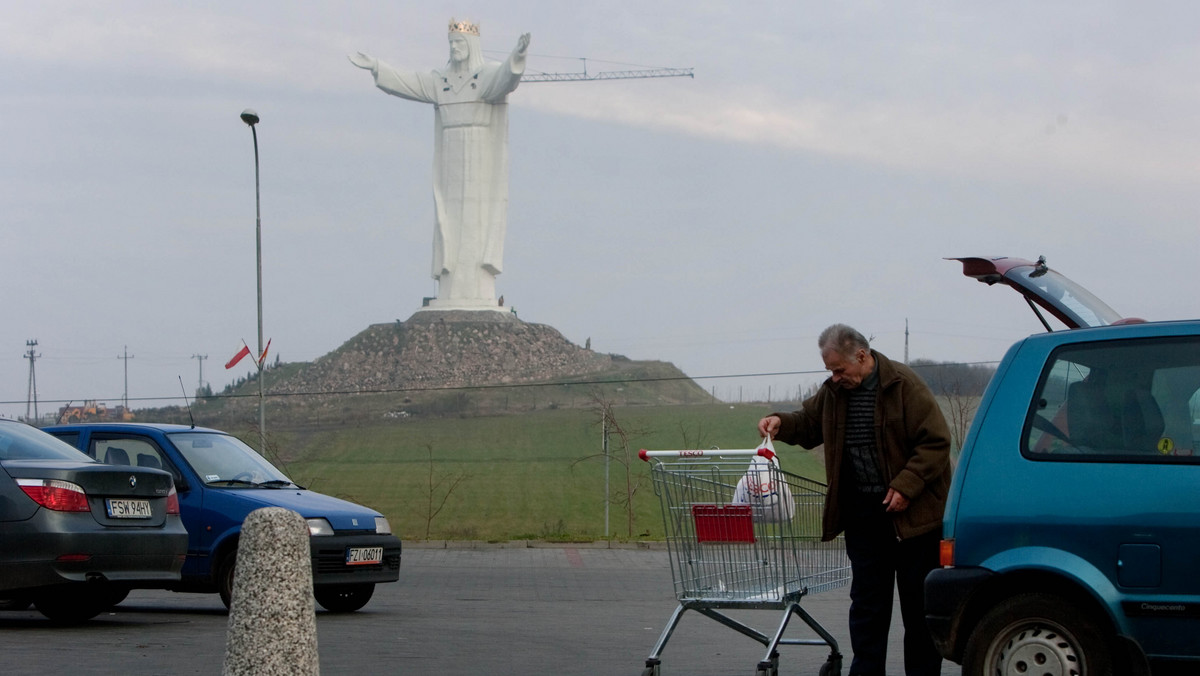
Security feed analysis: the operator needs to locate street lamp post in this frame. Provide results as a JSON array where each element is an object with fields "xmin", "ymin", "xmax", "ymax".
[{"xmin": 241, "ymin": 108, "xmax": 266, "ymax": 453}]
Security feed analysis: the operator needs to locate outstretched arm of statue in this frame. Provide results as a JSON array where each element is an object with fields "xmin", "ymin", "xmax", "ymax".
[
  {"xmin": 512, "ymin": 33, "xmax": 530, "ymax": 64},
  {"xmin": 348, "ymin": 52, "xmax": 378, "ymax": 72}
]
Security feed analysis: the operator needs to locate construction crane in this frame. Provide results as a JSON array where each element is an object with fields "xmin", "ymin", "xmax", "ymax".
[
  {"xmin": 523, "ymin": 61, "xmax": 693, "ymax": 82},
  {"xmin": 493, "ymin": 54, "xmax": 694, "ymax": 83}
]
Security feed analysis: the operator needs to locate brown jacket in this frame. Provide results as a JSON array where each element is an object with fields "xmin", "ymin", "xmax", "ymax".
[{"xmin": 773, "ymin": 350, "xmax": 951, "ymax": 541}]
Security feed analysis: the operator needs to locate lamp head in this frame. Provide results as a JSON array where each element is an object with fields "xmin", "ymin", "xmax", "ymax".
[{"xmin": 240, "ymin": 109, "xmax": 260, "ymax": 126}]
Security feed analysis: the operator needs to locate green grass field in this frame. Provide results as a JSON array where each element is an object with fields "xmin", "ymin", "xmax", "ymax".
[{"xmin": 259, "ymin": 403, "xmax": 827, "ymax": 542}]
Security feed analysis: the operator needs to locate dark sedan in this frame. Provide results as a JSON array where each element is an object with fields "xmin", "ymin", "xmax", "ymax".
[{"xmin": 0, "ymin": 419, "xmax": 187, "ymax": 622}]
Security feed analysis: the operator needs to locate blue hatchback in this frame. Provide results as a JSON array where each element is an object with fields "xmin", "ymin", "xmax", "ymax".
[
  {"xmin": 44, "ymin": 423, "xmax": 401, "ymax": 612},
  {"xmin": 926, "ymin": 261, "xmax": 1200, "ymax": 675}
]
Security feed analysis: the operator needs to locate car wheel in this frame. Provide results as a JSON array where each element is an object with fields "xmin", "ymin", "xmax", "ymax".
[
  {"xmin": 102, "ymin": 586, "xmax": 130, "ymax": 608},
  {"xmin": 217, "ymin": 550, "xmax": 238, "ymax": 609},
  {"xmin": 963, "ymin": 592, "xmax": 1113, "ymax": 676},
  {"xmin": 0, "ymin": 595, "xmax": 32, "ymax": 611},
  {"xmin": 33, "ymin": 586, "xmax": 110, "ymax": 624},
  {"xmin": 313, "ymin": 583, "xmax": 375, "ymax": 613}
]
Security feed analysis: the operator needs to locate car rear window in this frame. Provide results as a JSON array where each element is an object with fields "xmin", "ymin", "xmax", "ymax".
[
  {"xmin": 1024, "ymin": 336, "xmax": 1200, "ymax": 462},
  {"xmin": 0, "ymin": 422, "xmax": 94, "ymax": 462}
]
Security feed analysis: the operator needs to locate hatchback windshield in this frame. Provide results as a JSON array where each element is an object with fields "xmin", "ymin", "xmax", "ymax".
[
  {"xmin": 0, "ymin": 421, "xmax": 93, "ymax": 462},
  {"xmin": 167, "ymin": 432, "xmax": 293, "ymax": 487}
]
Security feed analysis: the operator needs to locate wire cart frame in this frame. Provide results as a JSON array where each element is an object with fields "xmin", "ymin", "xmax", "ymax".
[{"xmin": 638, "ymin": 447, "xmax": 850, "ymax": 676}]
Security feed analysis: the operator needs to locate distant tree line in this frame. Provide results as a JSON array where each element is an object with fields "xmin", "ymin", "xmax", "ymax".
[
  {"xmin": 908, "ymin": 359, "xmax": 996, "ymax": 397},
  {"xmin": 909, "ymin": 359, "xmax": 997, "ymax": 454}
]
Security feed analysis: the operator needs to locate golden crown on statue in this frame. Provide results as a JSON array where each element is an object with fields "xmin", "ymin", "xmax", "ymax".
[{"xmin": 448, "ymin": 18, "xmax": 480, "ymax": 36}]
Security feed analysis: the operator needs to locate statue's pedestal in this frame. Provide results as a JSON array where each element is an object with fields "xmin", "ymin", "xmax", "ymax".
[{"xmin": 418, "ymin": 297, "xmax": 511, "ymax": 314}]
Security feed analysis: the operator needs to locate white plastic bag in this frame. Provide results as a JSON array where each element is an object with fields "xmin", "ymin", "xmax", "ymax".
[{"xmin": 731, "ymin": 437, "xmax": 795, "ymax": 523}]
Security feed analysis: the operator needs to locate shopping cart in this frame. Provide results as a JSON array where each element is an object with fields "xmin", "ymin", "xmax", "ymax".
[{"xmin": 638, "ymin": 446, "xmax": 850, "ymax": 676}]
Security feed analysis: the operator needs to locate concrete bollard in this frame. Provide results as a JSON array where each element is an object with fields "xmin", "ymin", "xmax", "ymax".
[{"xmin": 222, "ymin": 507, "xmax": 319, "ymax": 675}]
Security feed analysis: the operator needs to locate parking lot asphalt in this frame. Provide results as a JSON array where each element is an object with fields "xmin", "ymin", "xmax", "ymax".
[{"xmin": 0, "ymin": 545, "xmax": 954, "ymax": 675}]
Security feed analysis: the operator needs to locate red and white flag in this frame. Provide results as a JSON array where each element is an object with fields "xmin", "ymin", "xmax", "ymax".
[
  {"xmin": 258, "ymin": 338, "xmax": 272, "ymax": 366},
  {"xmin": 225, "ymin": 344, "xmax": 251, "ymax": 369}
]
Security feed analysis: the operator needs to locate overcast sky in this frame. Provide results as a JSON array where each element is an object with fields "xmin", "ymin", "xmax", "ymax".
[{"xmin": 4, "ymin": 1, "xmax": 1199, "ymax": 420}]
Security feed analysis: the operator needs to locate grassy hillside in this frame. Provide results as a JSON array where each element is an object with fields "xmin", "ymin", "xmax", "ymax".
[{"xmin": 255, "ymin": 403, "xmax": 826, "ymax": 542}]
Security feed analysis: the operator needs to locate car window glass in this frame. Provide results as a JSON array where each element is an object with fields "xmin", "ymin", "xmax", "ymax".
[
  {"xmin": 0, "ymin": 422, "xmax": 92, "ymax": 462},
  {"xmin": 92, "ymin": 437, "xmax": 162, "ymax": 466},
  {"xmin": 167, "ymin": 432, "xmax": 291, "ymax": 485},
  {"xmin": 1026, "ymin": 336, "xmax": 1200, "ymax": 461},
  {"xmin": 1008, "ymin": 268, "xmax": 1123, "ymax": 328},
  {"xmin": 49, "ymin": 431, "xmax": 80, "ymax": 448}
]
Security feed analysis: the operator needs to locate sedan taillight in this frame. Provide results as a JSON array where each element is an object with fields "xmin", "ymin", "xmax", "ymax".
[
  {"xmin": 16, "ymin": 478, "xmax": 90, "ymax": 512},
  {"xmin": 166, "ymin": 485, "xmax": 180, "ymax": 515}
]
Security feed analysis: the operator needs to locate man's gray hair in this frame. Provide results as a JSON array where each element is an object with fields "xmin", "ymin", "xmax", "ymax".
[{"xmin": 818, "ymin": 324, "xmax": 870, "ymax": 357}]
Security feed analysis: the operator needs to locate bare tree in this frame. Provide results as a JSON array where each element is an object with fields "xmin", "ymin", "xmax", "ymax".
[
  {"xmin": 420, "ymin": 443, "xmax": 470, "ymax": 539},
  {"xmin": 941, "ymin": 380, "xmax": 978, "ymax": 456},
  {"xmin": 574, "ymin": 394, "xmax": 649, "ymax": 539},
  {"xmin": 676, "ymin": 420, "xmax": 712, "ymax": 451}
]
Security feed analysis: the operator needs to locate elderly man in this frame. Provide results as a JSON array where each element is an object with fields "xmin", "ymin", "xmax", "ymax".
[{"xmin": 758, "ymin": 324, "xmax": 951, "ymax": 676}]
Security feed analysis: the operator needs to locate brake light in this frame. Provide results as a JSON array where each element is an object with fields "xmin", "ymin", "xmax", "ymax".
[
  {"xmin": 16, "ymin": 478, "xmax": 90, "ymax": 512},
  {"xmin": 939, "ymin": 538, "xmax": 955, "ymax": 568},
  {"xmin": 55, "ymin": 554, "xmax": 92, "ymax": 562},
  {"xmin": 166, "ymin": 485, "xmax": 180, "ymax": 515}
]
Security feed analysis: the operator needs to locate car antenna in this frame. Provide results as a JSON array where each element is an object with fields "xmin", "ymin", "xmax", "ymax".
[{"xmin": 177, "ymin": 376, "xmax": 196, "ymax": 429}]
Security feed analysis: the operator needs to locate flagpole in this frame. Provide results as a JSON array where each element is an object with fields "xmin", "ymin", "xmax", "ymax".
[{"xmin": 241, "ymin": 108, "xmax": 266, "ymax": 453}]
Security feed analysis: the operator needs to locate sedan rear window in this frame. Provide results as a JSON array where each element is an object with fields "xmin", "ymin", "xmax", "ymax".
[
  {"xmin": 0, "ymin": 422, "xmax": 94, "ymax": 462},
  {"xmin": 1025, "ymin": 336, "xmax": 1200, "ymax": 461}
]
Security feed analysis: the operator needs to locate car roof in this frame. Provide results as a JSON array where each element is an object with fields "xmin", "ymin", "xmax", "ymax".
[
  {"xmin": 1017, "ymin": 317, "xmax": 1200, "ymax": 347},
  {"xmin": 44, "ymin": 422, "xmax": 225, "ymax": 435}
]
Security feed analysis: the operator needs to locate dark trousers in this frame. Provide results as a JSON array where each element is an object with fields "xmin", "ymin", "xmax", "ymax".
[{"xmin": 842, "ymin": 496, "xmax": 942, "ymax": 676}]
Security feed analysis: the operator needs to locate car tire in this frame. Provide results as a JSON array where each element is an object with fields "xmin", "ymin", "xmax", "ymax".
[
  {"xmin": 217, "ymin": 550, "xmax": 238, "ymax": 610},
  {"xmin": 313, "ymin": 583, "xmax": 375, "ymax": 613},
  {"xmin": 103, "ymin": 585, "xmax": 130, "ymax": 608},
  {"xmin": 33, "ymin": 586, "xmax": 110, "ymax": 624},
  {"xmin": 0, "ymin": 595, "xmax": 33, "ymax": 611},
  {"xmin": 963, "ymin": 592, "xmax": 1113, "ymax": 676}
]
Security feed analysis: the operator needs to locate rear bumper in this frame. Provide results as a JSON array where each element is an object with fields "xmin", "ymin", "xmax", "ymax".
[
  {"xmin": 310, "ymin": 533, "xmax": 402, "ymax": 586},
  {"xmin": 925, "ymin": 566, "xmax": 994, "ymax": 661},
  {"xmin": 0, "ymin": 517, "xmax": 188, "ymax": 592}
]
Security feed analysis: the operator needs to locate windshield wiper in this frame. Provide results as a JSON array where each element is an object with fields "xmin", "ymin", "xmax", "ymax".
[
  {"xmin": 208, "ymin": 479, "xmax": 258, "ymax": 487},
  {"xmin": 256, "ymin": 480, "xmax": 296, "ymax": 489}
]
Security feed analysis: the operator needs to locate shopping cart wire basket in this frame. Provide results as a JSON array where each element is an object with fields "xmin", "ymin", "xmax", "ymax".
[{"xmin": 638, "ymin": 446, "xmax": 850, "ymax": 676}]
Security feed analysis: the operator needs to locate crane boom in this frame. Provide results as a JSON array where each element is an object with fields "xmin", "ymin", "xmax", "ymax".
[{"xmin": 522, "ymin": 67, "xmax": 694, "ymax": 83}]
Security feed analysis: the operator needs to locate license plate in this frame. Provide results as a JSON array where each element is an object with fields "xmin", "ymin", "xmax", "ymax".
[
  {"xmin": 106, "ymin": 498, "xmax": 152, "ymax": 519},
  {"xmin": 345, "ymin": 547, "xmax": 383, "ymax": 565}
]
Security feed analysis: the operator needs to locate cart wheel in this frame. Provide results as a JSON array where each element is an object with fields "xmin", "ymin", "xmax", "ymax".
[
  {"xmin": 754, "ymin": 658, "xmax": 778, "ymax": 676},
  {"xmin": 818, "ymin": 653, "xmax": 842, "ymax": 676},
  {"xmin": 641, "ymin": 658, "xmax": 660, "ymax": 676}
]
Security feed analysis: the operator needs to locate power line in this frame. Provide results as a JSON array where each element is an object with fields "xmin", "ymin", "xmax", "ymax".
[{"xmin": 0, "ymin": 360, "xmax": 1002, "ymax": 408}]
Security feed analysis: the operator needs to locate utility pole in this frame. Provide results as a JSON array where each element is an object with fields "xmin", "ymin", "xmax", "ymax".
[
  {"xmin": 192, "ymin": 354, "xmax": 208, "ymax": 395},
  {"xmin": 25, "ymin": 340, "xmax": 40, "ymax": 422},
  {"xmin": 118, "ymin": 346, "xmax": 134, "ymax": 409},
  {"xmin": 602, "ymin": 417, "xmax": 610, "ymax": 538},
  {"xmin": 904, "ymin": 319, "xmax": 910, "ymax": 365}
]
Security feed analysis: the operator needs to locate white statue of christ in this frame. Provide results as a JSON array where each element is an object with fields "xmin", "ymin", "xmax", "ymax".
[{"xmin": 350, "ymin": 20, "xmax": 530, "ymax": 310}]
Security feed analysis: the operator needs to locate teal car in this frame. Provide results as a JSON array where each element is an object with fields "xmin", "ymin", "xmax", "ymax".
[{"xmin": 927, "ymin": 258, "xmax": 1200, "ymax": 675}]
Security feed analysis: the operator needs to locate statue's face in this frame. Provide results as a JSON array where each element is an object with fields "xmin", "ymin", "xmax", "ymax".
[{"xmin": 448, "ymin": 34, "xmax": 469, "ymax": 63}]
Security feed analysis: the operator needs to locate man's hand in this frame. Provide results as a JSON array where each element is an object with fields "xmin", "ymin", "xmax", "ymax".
[
  {"xmin": 758, "ymin": 415, "xmax": 781, "ymax": 438},
  {"xmin": 515, "ymin": 33, "xmax": 531, "ymax": 56},
  {"xmin": 883, "ymin": 488, "xmax": 910, "ymax": 513}
]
